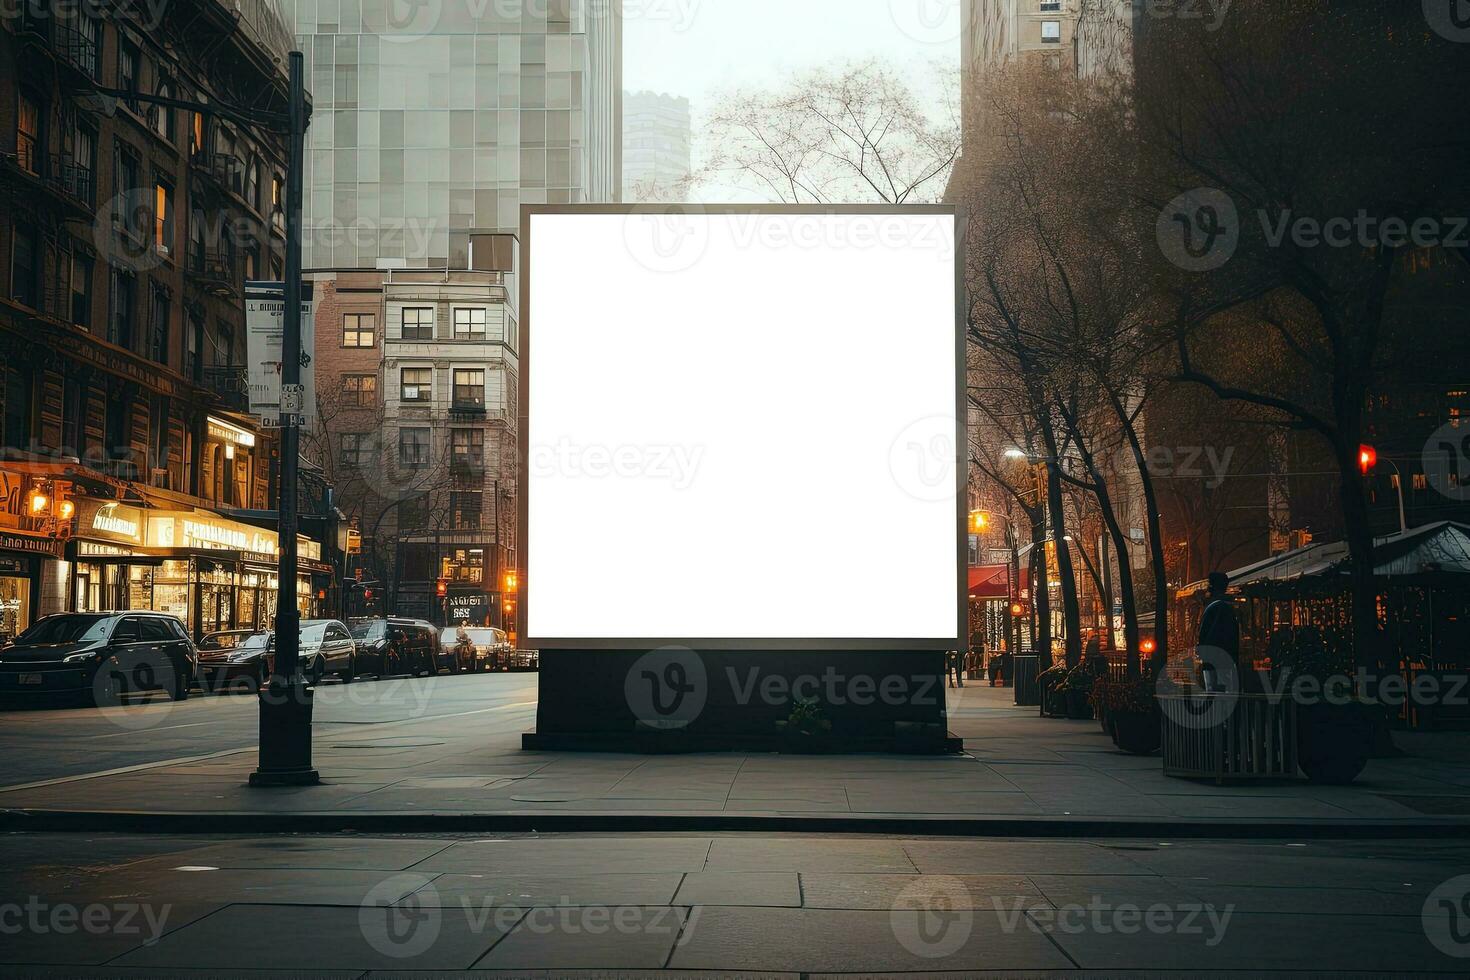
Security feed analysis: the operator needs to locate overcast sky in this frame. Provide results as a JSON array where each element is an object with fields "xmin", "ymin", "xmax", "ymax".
[
  {"xmin": 623, "ymin": 0, "xmax": 962, "ymax": 99},
  {"xmin": 623, "ymin": 0, "xmax": 961, "ymax": 200}
]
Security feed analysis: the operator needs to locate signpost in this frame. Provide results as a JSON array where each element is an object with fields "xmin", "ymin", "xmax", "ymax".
[{"xmin": 246, "ymin": 281, "xmax": 316, "ymax": 429}]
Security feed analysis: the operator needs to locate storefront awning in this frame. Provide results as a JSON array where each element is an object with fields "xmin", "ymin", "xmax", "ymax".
[{"xmin": 968, "ymin": 564, "xmax": 1011, "ymax": 599}]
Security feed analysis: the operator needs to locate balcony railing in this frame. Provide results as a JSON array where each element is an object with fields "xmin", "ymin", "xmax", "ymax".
[
  {"xmin": 49, "ymin": 153, "xmax": 93, "ymax": 207},
  {"xmin": 53, "ymin": 22, "xmax": 98, "ymax": 78},
  {"xmin": 191, "ymin": 150, "xmax": 246, "ymax": 197},
  {"xmin": 187, "ymin": 243, "xmax": 239, "ymax": 294},
  {"xmin": 203, "ymin": 364, "xmax": 250, "ymax": 412}
]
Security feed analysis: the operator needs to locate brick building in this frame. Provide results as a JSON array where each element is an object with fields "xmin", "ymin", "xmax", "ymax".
[{"xmin": 0, "ymin": 0, "xmax": 335, "ymax": 641}]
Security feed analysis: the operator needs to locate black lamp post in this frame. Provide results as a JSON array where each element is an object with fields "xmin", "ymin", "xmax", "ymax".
[{"xmin": 92, "ymin": 51, "xmax": 317, "ymax": 786}]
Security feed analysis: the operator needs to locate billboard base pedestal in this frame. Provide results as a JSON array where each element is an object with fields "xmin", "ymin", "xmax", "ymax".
[{"xmin": 524, "ymin": 649, "xmax": 962, "ymax": 755}]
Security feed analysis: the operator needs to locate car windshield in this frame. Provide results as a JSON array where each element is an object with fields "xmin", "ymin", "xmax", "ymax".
[
  {"xmin": 300, "ymin": 624, "xmax": 327, "ymax": 642},
  {"xmin": 349, "ymin": 620, "xmax": 385, "ymax": 641},
  {"xmin": 237, "ymin": 632, "xmax": 272, "ymax": 649},
  {"xmin": 16, "ymin": 615, "xmax": 113, "ymax": 645}
]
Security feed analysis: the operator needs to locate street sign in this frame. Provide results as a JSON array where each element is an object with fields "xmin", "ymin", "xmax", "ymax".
[{"xmin": 246, "ymin": 280, "xmax": 316, "ymax": 427}]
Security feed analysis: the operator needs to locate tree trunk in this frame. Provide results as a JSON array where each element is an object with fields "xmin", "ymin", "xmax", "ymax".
[
  {"xmin": 1031, "ymin": 515, "xmax": 1052, "ymax": 667},
  {"xmin": 1109, "ymin": 390, "xmax": 1169, "ymax": 677},
  {"xmin": 1040, "ymin": 451, "xmax": 1083, "ymax": 669}
]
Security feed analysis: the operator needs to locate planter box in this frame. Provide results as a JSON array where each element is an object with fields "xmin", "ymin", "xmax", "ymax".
[{"xmin": 1160, "ymin": 694, "xmax": 1298, "ymax": 783}]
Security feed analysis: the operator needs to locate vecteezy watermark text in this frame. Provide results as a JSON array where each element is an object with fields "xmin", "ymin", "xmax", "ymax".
[{"xmin": 0, "ymin": 898, "xmax": 171, "ymax": 944}]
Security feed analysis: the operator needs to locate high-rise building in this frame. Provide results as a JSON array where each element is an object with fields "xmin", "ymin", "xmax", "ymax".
[
  {"xmin": 291, "ymin": 0, "xmax": 622, "ymax": 270},
  {"xmin": 295, "ymin": 1, "xmax": 622, "ymax": 614},
  {"xmin": 622, "ymin": 90, "xmax": 691, "ymax": 203}
]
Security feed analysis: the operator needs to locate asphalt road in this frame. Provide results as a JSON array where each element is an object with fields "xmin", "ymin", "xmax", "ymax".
[{"xmin": 0, "ymin": 671, "xmax": 540, "ymax": 790}]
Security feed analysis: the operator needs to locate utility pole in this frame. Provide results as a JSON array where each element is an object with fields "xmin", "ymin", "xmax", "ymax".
[{"xmin": 250, "ymin": 51, "xmax": 318, "ymax": 786}]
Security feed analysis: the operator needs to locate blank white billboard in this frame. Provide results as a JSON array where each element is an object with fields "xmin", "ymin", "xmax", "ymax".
[{"xmin": 524, "ymin": 207, "xmax": 961, "ymax": 648}]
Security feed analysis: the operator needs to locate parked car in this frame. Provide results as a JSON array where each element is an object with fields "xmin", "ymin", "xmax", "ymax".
[
  {"xmin": 348, "ymin": 617, "xmax": 438, "ymax": 678},
  {"xmin": 197, "ymin": 629, "xmax": 274, "ymax": 690},
  {"xmin": 0, "ymin": 612, "xmax": 197, "ymax": 706},
  {"xmin": 299, "ymin": 619, "xmax": 357, "ymax": 684},
  {"xmin": 438, "ymin": 626, "xmax": 513, "ymax": 672}
]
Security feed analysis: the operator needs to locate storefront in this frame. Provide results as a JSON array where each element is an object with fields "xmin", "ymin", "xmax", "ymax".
[
  {"xmin": 0, "ymin": 537, "xmax": 54, "ymax": 644},
  {"xmin": 67, "ymin": 500, "xmax": 155, "ymax": 615},
  {"xmin": 139, "ymin": 510, "xmax": 326, "ymax": 639}
]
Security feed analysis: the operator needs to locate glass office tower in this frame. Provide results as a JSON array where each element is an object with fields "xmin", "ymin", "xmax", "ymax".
[{"xmin": 289, "ymin": 0, "xmax": 622, "ymax": 269}]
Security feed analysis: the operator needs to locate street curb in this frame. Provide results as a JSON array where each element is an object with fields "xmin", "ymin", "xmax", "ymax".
[{"xmin": 4, "ymin": 807, "xmax": 1470, "ymax": 838}]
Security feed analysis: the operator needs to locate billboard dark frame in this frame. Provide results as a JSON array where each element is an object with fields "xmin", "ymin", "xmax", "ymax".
[{"xmin": 518, "ymin": 203, "xmax": 967, "ymax": 652}]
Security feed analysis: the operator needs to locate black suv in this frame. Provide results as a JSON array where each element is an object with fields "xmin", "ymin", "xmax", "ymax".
[
  {"xmin": 347, "ymin": 617, "xmax": 439, "ymax": 678},
  {"xmin": 0, "ymin": 612, "xmax": 198, "ymax": 706}
]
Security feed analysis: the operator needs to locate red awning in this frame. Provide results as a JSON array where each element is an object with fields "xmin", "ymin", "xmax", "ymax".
[{"xmin": 968, "ymin": 564, "xmax": 1010, "ymax": 599}]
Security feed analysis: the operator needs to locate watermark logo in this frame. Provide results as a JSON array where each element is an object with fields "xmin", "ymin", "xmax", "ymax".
[
  {"xmin": 997, "ymin": 897, "xmax": 1233, "ymax": 945},
  {"xmin": 888, "ymin": 0, "xmax": 964, "ymax": 46},
  {"xmin": 1156, "ymin": 644, "xmax": 1239, "ymax": 730},
  {"xmin": 0, "ymin": 898, "xmax": 172, "ymax": 943},
  {"xmin": 1424, "ymin": 0, "xmax": 1470, "ymax": 42},
  {"xmin": 527, "ymin": 439, "xmax": 705, "ymax": 491},
  {"xmin": 622, "ymin": 207, "xmax": 711, "ymax": 274},
  {"xmin": 1423, "ymin": 421, "xmax": 1470, "ymax": 502},
  {"xmin": 380, "ymin": 0, "xmax": 443, "ymax": 42},
  {"xmin": 889, "ymin": 415, "xmax": 958, "ymax": 503},
  {"xmin": 625, "ymin": 646, "xmax": 707, "ymax": 729},
  {"xmin": 1424, "ymin": 875, "xmax": 1470, "ymax": 958},
  {"xmin": 360, "ymin": 875, "xmax": 440, "ymax": 960},
  {"xmin": 619, "ymin": 0, "xmax": 702, "ymax": 32},
  {"xmin": 1135, "ymin": 0, "xmax": 1233, "ymax": 31},
  {"xmin": 1157, "ymin": 188, "xmax": 1240, "ymax": 272},
  {"xmin": 891, "ymin": 876, "xmax": 973, "ymax": 959}
]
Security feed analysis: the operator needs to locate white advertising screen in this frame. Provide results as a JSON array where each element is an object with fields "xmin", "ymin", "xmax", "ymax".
[{"xmin": 525, "ymin": 208, "xmax": 961, "ymax": 648}]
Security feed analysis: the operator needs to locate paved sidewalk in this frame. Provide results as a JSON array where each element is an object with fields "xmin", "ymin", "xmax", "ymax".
[
  {"xmin": 2, "ymin": 683, "xmax": 1468, "ymax": 832},
  {"xmin": 2, "ymin": 831, "xmax": 1467, "ymax": 974}
]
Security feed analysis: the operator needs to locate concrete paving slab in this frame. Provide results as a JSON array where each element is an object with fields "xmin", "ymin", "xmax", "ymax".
[
  {"xmin": 471, "ymin": 906, "xmax": 688, "ymax": 970},
  {"xmin": 413, "ymin": 872, "xmax": 683, "ymax": 908},
  {"xmin": 705, "ymin": 838, "xmax": 915, "ymax": 873},
  {"xmin": 112, "ymin": 902, "xmax": 513, "ymax": 971},
  {"xmin": 902, "ymin": 840, "xmax": 1148, "ymax": 877},
  {"xmin": 800, "ymin": 873, "xmax": 1048, "ymax": 910},
  {"xmin": 667, "ymin": 906, "xmax": 1075, "ymax": 972},
  {"xmin": 414, "ymin": 837, "xmax": 713, "ymax": 875},
  {"xmin": 674, "ymin": 872, "xmax": 802, "ymax": 907}
]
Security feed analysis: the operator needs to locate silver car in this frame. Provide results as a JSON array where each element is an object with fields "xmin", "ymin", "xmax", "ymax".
[{"xmin": 298, "ymin": 619, "xmax": 357, "ymax": 684}]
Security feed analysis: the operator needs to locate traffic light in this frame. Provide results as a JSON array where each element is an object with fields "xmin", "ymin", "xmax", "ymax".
[
  {"xmin": 1009, "ymin": 601, "xmax": 1026, "ymax": 617},
  {"xmin": 436, "ymin": 579, "xmax": 448, "ymax": 598},
  {"xmin": 503, "ymin": 569, "xmax": 518, "ymax": 592},
  {"xmin": 1358, "ymin": 444, "xmax": 1377, "ymax": 475}
]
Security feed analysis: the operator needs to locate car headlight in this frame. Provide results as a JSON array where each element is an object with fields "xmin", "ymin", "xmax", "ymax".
[{"xmin": 63, "ymin": 651, "xmax": 104, "ymax": 664}]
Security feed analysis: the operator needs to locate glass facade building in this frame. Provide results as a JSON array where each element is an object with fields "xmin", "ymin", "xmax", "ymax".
[{"xmin": 288, "ymin": 0, "xmax": 622, "ymax": 269}]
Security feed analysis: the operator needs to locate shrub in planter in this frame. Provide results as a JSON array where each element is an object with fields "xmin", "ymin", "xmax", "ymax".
[
  {"xmin": 1272, "ymin": 627, "xmax": 1373, "ymax": 784},
  {"xmin": 1065, "ymin": 668, "xmax": 1094, "ymax": 720},
  {"xmin": 1037, "ymin": 665, "xmax": 1069, "ymax": 717},
  {"xmin": 1100, "ymin": 677, "xmax": 1160, "ymax": 755}
]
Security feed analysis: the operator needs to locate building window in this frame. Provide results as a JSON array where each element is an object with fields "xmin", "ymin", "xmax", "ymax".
[
  {"xmin": 271, "ymin": 174, "xmax": 284, "ymax": 230},
  {"xmin": 400, "ymin": 367, "xmax": 432, "ymax": 402},
  {"xmin": 149, "ymin": 288, "xmax": 170, "ymax": 365},
  {"xmin": 109, "ymin": 267, "xmax": 137, "ymax": 349},
  {"xmin": 340, "ymin": 433, "xmax": 370, "ymax": 467},
  {"xmin": 1041, "ymin": 20, "xmax": 1061, "ymax": 42},
  {"xmin": 115, "ymin": 149, "xmax": 142, "ymax": 240},
  {"xmin": 1040, "ymin": 0, "xmax": 1061, "ymax": 10},
  {"xmin": 452, "ymin": 428, "xmax": 484, "ymax": 468},
  {"xmin": 450, "ymin": 491, "xmax": 483, "ymax": 529},
  {"xmin": 402, "ymin": 307, "xmax": 434, "ymax": 340},
  {"xmin": 70, "ymin": 253, "xmax": 93, "ymax": 328},
  {"xmin": 77, "ymin": 14, "xmax": 102, "ymax": 79},
  {"xmin": 3, "ymin": 367, "xmax": 32, "ymax": 449},
  {"xmin": 246, "ymin": 158, "xmax": 260, "ymax": 210},
  {"xmin": 191, "ymin": 112, "xmax": 204, "ymax": 155},
  {"xmin": 452, "ymin": 369, "xmax": 485, "ymax": 408},
  {"xmin": 150, "ymin": 76, "xmax": 174, "ymax": 141},
  {"xmin": 154, "ymin": 181, "xmax": 174, "ymax": 256},
  {"xmin": 10, "ymin": 224, "xmax": 39, "ymax": 309},
  {"xmin": 70, "ymin": 123, "xmax": 96, "ymax": 206},
  {"xmin": 343, "ymin": 374, "xmax": 377, "ymax": 407},
  {"xmin": 399, "ymin": 427, "xmax": 431, "ymax": 467},
  {"xmin": 442, "ymin": 548, "xmax": 485, "ymax": 584},
  {"xmin": 17, "ymin": 91, "xmax": 42, "ymax": 175},
  {"xmin": 118, "ymin": 39, "xmax": 140, "ymax": 111},
  {"xmin": 342, "ymin": 313, "xmax": 375, "ymax": 348},
  {"xmin": 454, "ymin": 307, "xmax": 486, "ymax": 339}
]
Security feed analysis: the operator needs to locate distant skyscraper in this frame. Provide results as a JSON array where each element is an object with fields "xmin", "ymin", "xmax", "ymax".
[
  {"xmin": 621, "ymin": 90, "xmax": 692, "ymax": 203},
  {"xmin": 291, "ymin": 0, "xmax": 622, "ymax": 270}
]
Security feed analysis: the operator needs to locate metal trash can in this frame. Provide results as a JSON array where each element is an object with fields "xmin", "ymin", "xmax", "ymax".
[{"xmin": 1011, "ymin": 654, "xmax": 1041, "ymax": 706}]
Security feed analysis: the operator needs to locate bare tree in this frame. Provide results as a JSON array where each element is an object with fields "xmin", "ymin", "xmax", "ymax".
[{"xmin": 700, "ymin": 59, "xmax": 959, "ymax": 204}]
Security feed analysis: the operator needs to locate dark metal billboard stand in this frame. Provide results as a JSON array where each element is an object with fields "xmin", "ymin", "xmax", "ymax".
[{"xmin": 524, "ymin": 650, "xmax": 961, "ymax": 754}]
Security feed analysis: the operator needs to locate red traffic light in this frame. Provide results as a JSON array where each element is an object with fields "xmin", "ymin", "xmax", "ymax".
[
  {"xmin": 436, "ymin": 579, "xmax": 448, "ymax": 597},
  {"xmin": 363, "ymin": 589, "xmax": 374, "ymax": 601},
  {"xmin": 1358, "ymin": 444, "xmax": 1377, "ymax": 475}
]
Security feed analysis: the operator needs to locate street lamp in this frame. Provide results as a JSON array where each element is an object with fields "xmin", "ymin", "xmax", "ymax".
[{"xmin": 90, "ymin": 53, "xmax": 318, "ymax": 786}]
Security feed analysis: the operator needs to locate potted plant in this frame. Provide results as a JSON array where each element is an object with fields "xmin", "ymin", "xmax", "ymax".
[
  {"xmin": 1273, "ymin": 627, "xmax": 1372, "ymax": 784},
  {"xmin": 1103, "ymin": 676, "xmax": 1161, "ymax": 755},
  {"xmin": 1064, "ymin": 667, "xmax": 1094, "ymax": 720},
  {"xmin": 776, "ymin": 697, "xmax": 833, "ymax": 752},
  {"xmin": 1088, "ymin": 676, "xmax": 1118, "ymax": 733},
  {"xmin": 1038, "ymin": 664, "xmax": 1069, "ymax": 717}
]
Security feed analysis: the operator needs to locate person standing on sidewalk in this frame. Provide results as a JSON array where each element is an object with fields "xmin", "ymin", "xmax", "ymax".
[
  {"xmin": 946, "ymin": 649, "xmax": 964, "ymax": 688},
  {"xmin": 1198, "ymin": 572, "xmax": 1240, "ymax": 693}
]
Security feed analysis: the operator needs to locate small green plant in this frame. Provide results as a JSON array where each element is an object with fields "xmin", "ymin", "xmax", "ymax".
[{"xmin": 777, "ymin": 697, "xmax": 832, "ymax": 735}]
